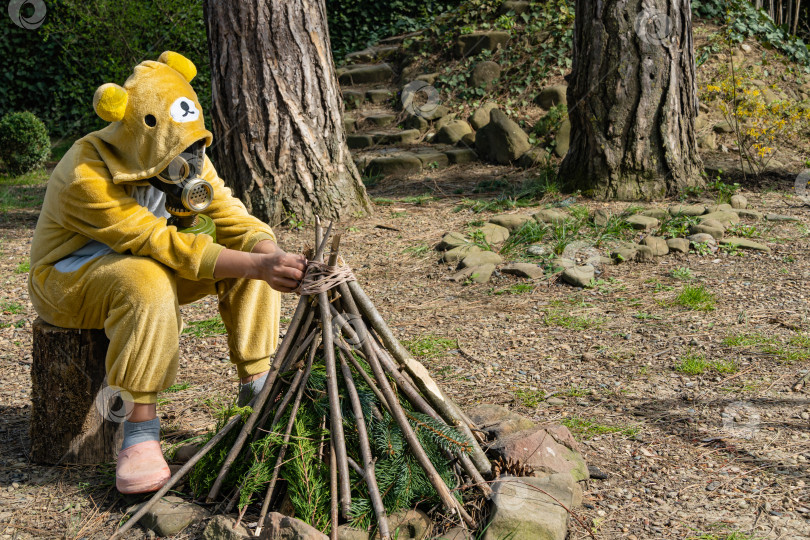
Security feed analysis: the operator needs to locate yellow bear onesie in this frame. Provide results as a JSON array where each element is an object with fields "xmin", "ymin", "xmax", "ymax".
[{"xmin": 29, "ymin": 52, "xmax": 280, "ymax": 405}]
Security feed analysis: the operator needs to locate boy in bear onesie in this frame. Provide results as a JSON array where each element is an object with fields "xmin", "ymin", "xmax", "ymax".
[{"xmin": 28, "ymin": 51, "xmax": 306, "ymax": 494}]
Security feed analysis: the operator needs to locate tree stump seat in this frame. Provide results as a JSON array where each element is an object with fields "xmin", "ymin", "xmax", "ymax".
[{"xmin": 30, "ymin": 318, "xmax": 122, "ymax": 464}]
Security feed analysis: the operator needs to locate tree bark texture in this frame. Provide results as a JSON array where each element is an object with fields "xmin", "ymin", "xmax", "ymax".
[
  {"xmin": 204, "ymin": 0, "xmax": 371, "ymax": 225},
  {"xmin": 30, "ymin": 318, "xmax": 122, "ymax": 464},
  {"xmin": 560, "ymin": 0, "xmax": 704, "ymax": 199}
]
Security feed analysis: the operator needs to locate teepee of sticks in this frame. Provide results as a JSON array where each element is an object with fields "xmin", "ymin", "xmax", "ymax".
[{"xmin": 111, "ymin": 220, "xmax": 493, "ymax": 540}]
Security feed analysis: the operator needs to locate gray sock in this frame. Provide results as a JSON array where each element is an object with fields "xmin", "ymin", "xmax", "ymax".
[
  {"xmin": 122, "ymin": 417, "xmax": 161, "ymax": 450},
  {"xmin": 238, "ymin": 372, "xmax": 268, "ymax": 406}
]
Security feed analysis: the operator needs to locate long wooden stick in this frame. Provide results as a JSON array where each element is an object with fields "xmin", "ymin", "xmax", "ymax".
[
  {"xmin": 109, "ymin": 413, "xmax": 243, "ymax": 539},
  {"xmin": 329, "ymin": 437, "xmax": 339, "ymax": 540},
  {"xmin": 340, "ymin": 353, "xmax": 390, "ymax": 539},
  {"xmin": 346, "ymin": 280, "xmax": 492, "ymax": 476}
]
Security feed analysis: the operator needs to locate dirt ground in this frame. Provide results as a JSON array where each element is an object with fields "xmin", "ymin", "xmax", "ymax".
[{"xmin": 1, "ymin": 163, "xmax": 809, "ymax": 540}]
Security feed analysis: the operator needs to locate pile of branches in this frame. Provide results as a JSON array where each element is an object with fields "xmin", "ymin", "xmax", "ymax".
[{"xmin": 112, "ymin": 220, "xmax": 493, "ymax": 539}]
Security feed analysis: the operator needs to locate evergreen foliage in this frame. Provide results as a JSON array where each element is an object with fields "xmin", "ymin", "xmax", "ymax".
[{"xmin": 0, "ymin": 112, "xmax": 50, "ymax": 174}]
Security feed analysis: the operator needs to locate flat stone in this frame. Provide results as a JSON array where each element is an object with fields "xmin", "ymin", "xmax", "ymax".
[
  {"xmin": 343, "ymin": 117, "xmax": 357, "ymax": 134},
  {"xmin": 499, "ymin": 0, "xmax": 530, "ymax": 15},
  {"xmin": 534, "ymin": 209, "xmax": 568, "ymax": 224},
  {"xmin": 635, "ymin": 244, "xmax": 656, "ymax": 261},
  {"xmin": 458, "ymin": 132, "xmax": 476, "ymax": 147},
  {"xmin": 477, "ymin": 223, "xmax": 510, "ymax": 244},
  {"xmin": 342, "ymin": 90, "xmax": 365, "ymax": 110},
  {"xmin": 347, "ymin": 134, "xmax": 375, "ymax": 149},
  {"xmin": 641, "ymin": 236, "xmax": 669, "ymax": 256},
  {"xmin": 372, "ymin": 129, "xmax": 421, "ymax": 145},
  {"xmin": 489, "ymin": 213, "xmax": 534, "ymax": 232},
  {"xmin": 527, "ymin": 244, "xmax": 548, "ymax": 257},
  {"xmin": 441, "ymin": 244, "xmax": 481, "ymax": 263},
  {"xmin": 551, "ymin": 257, "xmax": 575, "ymax": 271},
  {"xmin": 436, "ymin": 120, "xmax": 473, "ymax": 144},
  {"xmin": 470, "ymin": 60, "xmax": 501, "ymax": 90},
  {"xmin": 699, "ymin": 211, "xmax": 739, "ymax": 226},
  {"xmin": 698, "ymin": 132, "xmax": 717, "ymax": 151},
  {"xmin": 730, "ymin": 194, "xmax": 748, "ymax": 209},
  {"xmin": 366, "ymin": 89, "xmax": 393, "ymax": 105},
  {"xmin": 454, "ymin": 31, "xmax": 511, "ymax": 57},
  {"xmin": 554, "ymin": 119, "xmax": 570, "ymax": 157},
  {"xmin": 203, "ymin": 515, "xmax": 251, "ymax": 540},
  {"xmin": 719, "ymin": 237, "xmax": 771, "ymax": 252},
  {"xmin": 337, "ymin": 525, "xmax": 369, "ymax": 540},
  {"xmin": 667, "ymin": 238, "xmax": 690, "ymax": 253},
  {"xmin": 489, "ymin": 425, "xmax": 588, "ymax": 481},
  {"xmin": 736, "ymin": 209, "xmax": 763, "ymax": 220},
  {"xmin": 467, "ymin": 404, "xmax": 535, "ymax": 438},
  {"xmin": 469, "ymin": 102, "xmax": 499, "ymax": 130},
  {"xmin": 611, "ymin": 246, "xmax": 637, "ymax": 263},
  {"xmin": 484, "ymin": 473, "xmax": 581, "ymax": 540},
  {"xmin": 436, "ymin": 232, "xmax": 470, "ymax": 251},
  {"xmin": 130, "ymin": 496, "xmax": 209, "ymax": 537},
  {"xmin": 626, "ymin": 214, "xmax": 659, "ymax": 230},
  {"xmin": 468, "ymin": 263, "xmax": 496, "ymax": 283},
  {"xmin": 641, "ymin": 208, "xmax": 669, "ymax": 221},
  {"xmin": 501, "ymin": 263, "xmax": 544, "ymax": 279},
  {"xmin": 419, "ymin": 104, "xmax": 449, "ymax": 122},
  {"xmin": 475, "ymin": 109, "xmax": 531, "ymax": 164},
  {"xmin": 669, "ymin": 204, "xmax": 706, "ymax": 217},
  {"xmin": 562, "ymin": 264, "xmax": 594, "ymax": 288},
  {"xmin": 413, "ymin": 149, "xmax": 450, "ymax": 169},
  {"xmin": 365, "ymin": 154, "xmax": 422, "ymax": 176},
  {"xmin": 260, "ymin": 512, "xmax": 328, "ymax": 539},
  {"xmin": 713, "ymin": 120, "xmax": 735, "ymax": 133},
  {"xmin": 338, "ymin": 63, "xmax": 394, "ymax": 85},
  {"xmin": 592, "ymin": 209, "xmax": 611, "ymax": 226},
  {"xmin": 173, "ymin": 443, "xmax": 200, "ymax": 464},
  {"xmin": 459, "ymin": 251, "xmax": 503, "ymax": 269},
  {"xmin": 366, "ymin": 114, "xmax": 397, "ymax": 127},
  {"xmin": 375, "ymin": 509, "xmax": 431, "ymax": 540},
  {"xmin": 687, "ymin": 233, "xmax": 716, "ymax": 245},
  {"xmin": 536, "ymin": 84, "xmax": 568, "ymax": 110},
  {"xmin": 690, "ymin": 223, "xmax": 724, "ymax": 240},
  {"xmin": 403, "ymin": 114, "xmax": 429, "ymax": 132},
  {"xmin": 765, "ymin": 213, "xmax": 799, "ymax": 222},
  {"xmin": 414, "ymin": 72, "xmax": 439, "ymax": 85},
  {"xmin": 444, "ymin": 148, "xmax": 478, "ymax": 164},
  {"xmin": 705, "ymin": 203, "xmax": 734, "ymax": 213}
]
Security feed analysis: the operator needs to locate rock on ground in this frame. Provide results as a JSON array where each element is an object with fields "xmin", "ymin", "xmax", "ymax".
[
  {"xmin": 470, "ymin": 60, "xmax": 501, "ymax": 90},
  {"xmin": 533, "ymin": 209, "xmax": 568, "ymax": 224},
  {"xmin": 699, "ymin": 211, "xmax": 739, "ymax": 226},
  {"xmin": 690, "ymin": 222, "xmax": 725, "ymax": 240},
  {"xmin": 475, "ymin": 109, "xmax": 531, "ymax": 164},
  {"xmin": 441, "ymin": 244, "xmax": 481, "ymax": 263},
  {"xmin": 260, "ymin": 512, "xmax": 328, "ymax": 539},
  {"xmin": 720, "ymin": 237, "xmax": 771, "ymax": 252},
  {"xmin": 374, "ymin": 509, "xmax": 431, "ymax": 539},
  {"xmin": 467, "ymin": 404, "xmax": 535, "ymax": 439},
  {"xmin": 444, "ymin": 148, "xmax": 478, "ymax": 164},
  {"xmin": 635, "ymin": 245, "xmax": 655, "ymax": 261},
  {"xmin": 129, "ymin": 495, "xmax": 209, "ymax": 537},
  {"xmin": 365, "ymin": 154, "xmax": 422, "ymax": 176},
  {"xmin": 536, "ymin": 84, "xmax": 567, "ymax": 109},
  {"xmin": 554, "ymin": 119, "xmax": 570, "ymax": 157},
  {"xmin": 626, "ymin": 215, "xmax": 659, "ymax": 230},
  {"xmin": 436, "ymin": 232, "xmax": 469, "ymax": 251},
  {"xmin": 489, "ymin": 425, "xmax": 589, "ymax": 481},
  {"xmin": 484, "ymin": 473, "xmax": 582, "ymax": 540},
  {"xmin": 667, "ymin": 238, "xmax": 690, "ymax": 253},
  {"xmin": 477, "ymin": 223, "xmax": 510, "ymax": 244},
  {"xmin": 687, "ymin": 233, "xmax": 717, "ymax": 245},
  {"xmin": 731, "ymin": 194, "xmax": 748, "ymax": 209},
  {"xmin": 611, "ymin": 245, "xmax": 638, "ymax": 263},
  {"xmin": 517, "ymin": 147, "xmax": 550, "ymax": 169},
  {"xmin": 641, "ymin": 208, "xmax": 669, "ymax": 221},
  {"xmin": 469, "ymin": 102, "xmax": 499, "ymax": 130},
  {"xmin": 459, "ymin": 251, "xmax": 503, "ymax": 268},
  {"xmin": 436, "ymin": 120, "xmax": 473, "ymax": 145},
  {"xmin": 203, "ymin": 515, "xmax": 251, "ymax": 540},
  {"xmin": 454, "ymin": 31, "xmax": 510, "ymax": 57},
  {"xmin": 669, "ymin": 204, "xmax": 706, "ymax": 217},
  {"xmin": 641, "ymin": 236, "xmax": 669, "ymax": 256},
  {"xmin": 561, "ymin": 265, "xmax": 594, "ymax": 288},
  {"xmin": 501, "ymin": 263, "xmax": 544, "ymax": 280},
  {"xmin": 488, "ymin": 213, "xmax": 533, "ymax": 232}
]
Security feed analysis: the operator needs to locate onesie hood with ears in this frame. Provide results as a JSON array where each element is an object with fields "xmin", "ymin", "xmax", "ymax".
[{"xmin": 89, "ymin": 50, "xmax": 213, "ymax": 184}]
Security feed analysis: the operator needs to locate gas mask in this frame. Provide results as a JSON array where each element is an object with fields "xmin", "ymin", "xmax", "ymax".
[{"xmin": 149, "ymin": 139, "xmax": 214, "ymax": 229}]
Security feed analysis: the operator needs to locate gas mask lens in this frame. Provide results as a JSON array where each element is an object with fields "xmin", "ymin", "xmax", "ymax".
[{"xmin": 152, "ymin": 140, "xmax": 213, "ymax": 213}]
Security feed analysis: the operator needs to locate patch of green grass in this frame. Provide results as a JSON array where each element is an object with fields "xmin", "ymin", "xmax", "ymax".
[
  {"xmin": 15, "ymin": 261, "xmax": 29, "ymax": 274},
  {"xmin": 686, "ymin": 529, "xmax": 761, "ymax": 540},
  {"xmin": 514, "ymin": 389, "xmax": 546, "ymax": 407},
  {"xmin": 399, "ymin": 193, "xmax": 435, "ymax": 206},
  {"xmin": 499, "ymin": 221, "xmax": 548, "ymax": 256},
  {"xmin": 726, "ymin": 223, "xmax": 763, "ymax": 238},
  {"xmin": 372, "ymin": 197, "xmax": 395, "ymax": 206},
  {"xmin": 1, "ymin": 301, "xmax": 24, "ymax": 314},
  {"xmin": 558, "ymin": 385, "xmax": 588, "ymax": 397},
  {"xmin": 165, "ymin": 382, "xmax": 191, "ymax": 393},
  {"xmin": 402, "ymin": 244, "xmax": 431, "ymax": 257},
  {"xmin": 492, "ymin": 283, "xmax": 534, "ymax": 295},
  {"xmin": 659, "ymin": 215, "xmax": 698, "ymax": 239},
  {"xmin": 674, "ymin": 352, "xmax": 738, "ymax": 375},
  {"xmin": 543, "ymin": 309, "xmax": 605, "ymax": 330},
  {"xmin": 675, "ymin": 285, "xmax": 716, "ymax": 311},
  {"xmin": 561, "ymin": 416, "xmax": 639, "ymax": 440},
  {"xmin": 403, "ymin": 335, "xmax": 457, "ymax": 358},
  {"xmin": 724, "ymin": 332, "xmax": 810, "ymax": 364},
  {"xmin": 691, "ymin": 242, "xmax": 712, "ymax": 256},
  {"xmin": 634, "ymin": 312, "xmax": 661, "ymax": 320},
  {"xmin": 183, "ymin": 315, "xmax": 227, "ymax": 338},
  {"xmin": 671, "ymin": 267, "xmax": 693, "ymax": 281},
  {"xmin": 722, "ymin": 333, "xmax": 776, "ymax": 347}
]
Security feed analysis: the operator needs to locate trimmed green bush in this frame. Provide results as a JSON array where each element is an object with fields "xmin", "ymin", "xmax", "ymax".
[{"xmin": 0, "ymin": 111, "xmax": 50, "ymax": 174}]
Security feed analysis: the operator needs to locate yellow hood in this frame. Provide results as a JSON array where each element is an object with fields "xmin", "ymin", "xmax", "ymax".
[{"xmin": 88, "ymin": 51, "xmax": 213, "ymax": 184}]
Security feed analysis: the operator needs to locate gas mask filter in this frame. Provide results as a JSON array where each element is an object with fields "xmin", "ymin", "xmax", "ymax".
[{"xmin": 150, "ymin": 140, "xmax": 214, "ymax": 228}]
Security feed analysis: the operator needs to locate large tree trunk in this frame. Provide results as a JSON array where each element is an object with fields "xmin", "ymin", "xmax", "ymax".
[
  {"xmin": 559, "ymin": 0, "xmax": 704, "ymax": 199},
  {"xmin": 204, "ymin": 0, "xmax": 371, "ymax": 225}
]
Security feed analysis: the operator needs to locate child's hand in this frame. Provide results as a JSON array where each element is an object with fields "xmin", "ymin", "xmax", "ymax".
[{"xmin": 256, "ymin": 248, "xmax": 307, "ymax": 293}]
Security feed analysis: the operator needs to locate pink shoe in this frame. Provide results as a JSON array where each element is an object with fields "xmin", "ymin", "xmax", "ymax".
[{"xmin": 116, "ymin": 440, "xmax": 171, "ymax": 494}]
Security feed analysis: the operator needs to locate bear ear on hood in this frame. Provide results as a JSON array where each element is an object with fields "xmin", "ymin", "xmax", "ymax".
[
  {"xmin": 93, "ymin": 83, "xmax": 128, "ymax": 123},
  {"xmin": 158, "ymin": 51, "xmax": 197, "ymax": 83}
]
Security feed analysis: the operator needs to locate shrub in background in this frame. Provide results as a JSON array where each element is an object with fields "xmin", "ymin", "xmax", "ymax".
[{"xmin": 0, "ymin": 112, "xmax": 50, "ymax": 174}]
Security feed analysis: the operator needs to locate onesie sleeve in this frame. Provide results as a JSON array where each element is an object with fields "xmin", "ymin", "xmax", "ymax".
[
  {"xmin": 59, "ymin": 162, "xmax": 224, "ymax": 280},
  {"xmin": 201, "ymin": 156, "xmax": 277, "ymax": 252}
]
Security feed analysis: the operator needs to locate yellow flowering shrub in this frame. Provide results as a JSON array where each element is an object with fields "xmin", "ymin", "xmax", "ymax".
[{"xmin": 702, "ymin": 70, "xmax": 810, "ymax": 176}]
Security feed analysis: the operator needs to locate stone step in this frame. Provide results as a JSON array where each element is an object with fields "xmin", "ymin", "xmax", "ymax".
[
  {"xmin": 337, "ymin": 63, "xmax": 394, "ymax": 86},
  {"xmin": 342, "ymin": 88, "xmax": 397, "ymax": 110},
  {"xmin": 347, "ymin": 129, "xmax": 422, "ymax": 149},
  {"xmin": 353, "ymin": 146, "xmax": 479, "ymax": 177},
  {"xmin": 343, "ymin": 45, "xmax": 400, "ymax": 65}
]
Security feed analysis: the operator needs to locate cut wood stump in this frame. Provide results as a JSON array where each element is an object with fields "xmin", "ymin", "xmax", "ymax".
[{"xmin": 30, "ymin": 317, "xmax": 122, "ymax": 464}]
